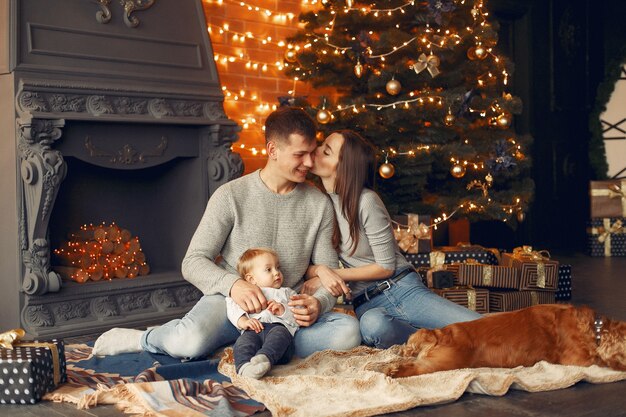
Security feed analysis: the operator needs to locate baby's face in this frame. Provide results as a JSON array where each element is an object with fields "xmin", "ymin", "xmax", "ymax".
[{"xmin": 249, "ymin": 253, "xmax": 283, "ymax": 289}]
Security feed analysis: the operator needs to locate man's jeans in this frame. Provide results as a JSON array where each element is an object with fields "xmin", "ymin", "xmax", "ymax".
[
  {"xmin": 233, "ymin": 323, "xmax": 294, "ymax": 372},
  {"xmin": 141, "ymin": 294, "xmax": 361, "ymax": 359},
  {"xmin": 355, "ymin": 271, "xmax": 482, "ymax": 349}
]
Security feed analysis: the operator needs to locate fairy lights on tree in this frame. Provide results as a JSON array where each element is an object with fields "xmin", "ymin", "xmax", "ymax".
[{"xmin": 284, "ymin": 0, "xmax": 534, "ymax": 224}]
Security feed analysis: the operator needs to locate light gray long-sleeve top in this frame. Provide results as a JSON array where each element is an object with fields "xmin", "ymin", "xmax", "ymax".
[
  {"xmin": 329, "ymin": 188, "xmax": 412, "ymax": 296},
  {"xmin": 182, "ymin": 170, "xmax": 339, "ymax": 314}
]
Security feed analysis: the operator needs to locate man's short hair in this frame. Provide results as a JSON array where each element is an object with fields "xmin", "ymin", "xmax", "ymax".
[
  {"xmin": 264, "ymin": 107, "xmax": 317, "ymax": 146},
  {"xmin": 237, "ymin": 247, "xmax": 279, "ymax": 277}
]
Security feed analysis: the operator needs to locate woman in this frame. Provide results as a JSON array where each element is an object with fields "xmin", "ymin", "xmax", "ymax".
[{"xmin": 305, "ymin": 130, "xmax": 481, "ymax": 348}]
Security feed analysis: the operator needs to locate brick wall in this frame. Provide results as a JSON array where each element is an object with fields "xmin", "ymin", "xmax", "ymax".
[{"xmin": 202, "ymin": 0, "xmax": 335, "ymax": 173}]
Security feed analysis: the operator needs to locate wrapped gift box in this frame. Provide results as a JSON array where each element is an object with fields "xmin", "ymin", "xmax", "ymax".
[
  {"xmin": 0, "ymin": 338, "xmax": 66, "ymax": 404},
  {"xmin": 489, "ymin": 290, "xmax": 555, "ymax": 312},
  {"xmin": 556, "ymin": 264, "xmax": 572, "ymax": 301},
  {"xmin": 590, "ymin": 180, "xmax": 626, "ymax": 218},
  {"xmin": 586, "ymin": 218, "xmax": 626, "ymax": 257},
  {"xmin": 433, "ymin": 286, "xmax": 489, "ymax": 314},
  {"xmin": 501, "ymin": 249, "xmax": 559, "ymax": 291},
  {"xmin": 393, "ymin": 214, "xmax": 432, "ymax": 254},
  {"xmin": 457, "ymin": 263, "xmax": 520, "ymax": 290},
  {"xmin": 404, "ymin": 245, "xmax": 499, "ymax": 269},
  {"xmin": 425, "ymin": 269, "xmax": 455, "ymax": 289}
]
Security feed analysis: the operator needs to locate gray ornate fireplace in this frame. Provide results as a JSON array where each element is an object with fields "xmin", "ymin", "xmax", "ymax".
[{"xmin": 0, "ymin": 0, "xmax": 242, "ymax": 337}]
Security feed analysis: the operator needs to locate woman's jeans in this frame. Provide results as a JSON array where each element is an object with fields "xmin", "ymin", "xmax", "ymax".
[
  {"xmin": 140, "ymin": 294, "xmax": 361, "ymax": 359},
  {"xmin": 354, "ymin": 270, "xmax": 482, "ymax": 349}
]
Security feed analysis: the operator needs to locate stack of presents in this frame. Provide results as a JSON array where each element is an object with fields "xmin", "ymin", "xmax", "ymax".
[
  {"xmin": 393, "ymin": 214, "xmax": 572, "ymax": 315},
  {"xmin": 588, "ymin": 180, "xmax": 626, "ymax": 257},
  {"xmin": 0, "ymin": 329, "xmax": 66, "ymax": 405}
]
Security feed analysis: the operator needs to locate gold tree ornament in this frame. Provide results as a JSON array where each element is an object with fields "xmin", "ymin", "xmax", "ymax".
[
  {"xmin": 284, "ymin": 49, "xmax": 297, "ymax": 63},
  {"xmin": 450, "ymin": 163, "xmax": 466, "ymax": 178},
  {"xmin": 467, "ymin": 46, "xmax": 478, "ymax": 60},
  {"xmin": 444, "ymin": 108, "xmax": 456, "ymax": 126},
  {"xmin": 517, "ymin": 211, "xmax": 526, "ymax": 222},
  {"xmin": 474, "ymin": 44, "xmax": 488, "ymax": 60},
  {"xmin": 496, "ymin": 111, "xmax": 512, "ymax": 129},
  {"xmin": 316, "ymin": 108, "xmax": 331, "ymax": 124},
  {"xmin": 354, "ymin": 59, "xmax": 364, "ymax": 78},
  {"xmin": 379, "ymin": 162, "xmax": 395, "ymax": 179},
  {"xmin": 386, "ymin": 78, "xmax": 402, "ymax": 95}
]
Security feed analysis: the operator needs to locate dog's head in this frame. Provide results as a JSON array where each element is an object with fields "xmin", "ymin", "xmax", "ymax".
[{"xmin": 597, "ymin": 318, "xmax": 626, "ymax": 371}]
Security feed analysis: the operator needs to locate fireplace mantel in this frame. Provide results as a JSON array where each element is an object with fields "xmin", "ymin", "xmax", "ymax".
[{"xmin": 0, "ymin": 0, "xmax": 243, "ymax": 336}]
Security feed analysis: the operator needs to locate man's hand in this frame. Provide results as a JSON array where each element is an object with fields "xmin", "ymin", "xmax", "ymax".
[
  {"xmin": 230, "ymin": 279, "xmax": 267, "ymax": 313},
  {"xmin": 316, "ymin": 265, "xmax": 351, "ymax": 299},
  {"xmin": 301, "ymin": 276, "xmax": 322, "ymax": 295},
  {"xmin": 267, "ymin": 300, "xmax": 285, "ymax": 316},
  {"xmin": 288, "ymin": 294, "xmax": 321, "ymax": 327},
  {"xmin": 238, "ymin": 316, "xmax": 264, "ymax": 333}
]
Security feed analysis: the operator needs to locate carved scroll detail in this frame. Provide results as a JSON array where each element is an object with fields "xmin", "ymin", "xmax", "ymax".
[{"xmin": 85, "ymin": 136, "xmax": 168, "ymax": 165}]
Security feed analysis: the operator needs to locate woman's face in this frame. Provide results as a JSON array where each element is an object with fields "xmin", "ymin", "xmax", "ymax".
[{"xmin": 312, "ymin": 132, "xmax": 344, "ymax": 181}]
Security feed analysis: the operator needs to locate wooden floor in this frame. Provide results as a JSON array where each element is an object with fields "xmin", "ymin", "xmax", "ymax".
[{"xmin": 1, "ymin": 253, "xmax": 625, "ymax": 417}]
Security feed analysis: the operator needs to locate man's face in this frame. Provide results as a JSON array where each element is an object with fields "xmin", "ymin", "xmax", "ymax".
[{"xmin": 272, "ymin": 133, "xmax": 316, "ymax": 183}]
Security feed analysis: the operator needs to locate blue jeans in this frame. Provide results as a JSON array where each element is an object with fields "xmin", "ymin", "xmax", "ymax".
[
  {"xmin": 354, "ymin": 271, "xmax": 482, "ymax": 349},
  {"xmin": 141, "ymin": 294, "xmax": 361, "ymax": 359}
]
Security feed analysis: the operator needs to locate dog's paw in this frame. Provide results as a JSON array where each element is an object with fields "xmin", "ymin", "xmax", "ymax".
[{"xmin": 365, "ymin": 361, "xmax": 402, "ymax": 377}]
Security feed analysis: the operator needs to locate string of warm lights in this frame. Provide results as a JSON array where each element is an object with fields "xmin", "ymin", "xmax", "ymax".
[
  {"xmin": 208, "ymin": 23, "xmax": 290, "ymax": 48},
  {"xmin": 204, "ymin": 0, "xmax": 296, "ymax": 21},
  {"xmin": 213, "ymin": 51, "xmax": 289, "ymax": 72}
]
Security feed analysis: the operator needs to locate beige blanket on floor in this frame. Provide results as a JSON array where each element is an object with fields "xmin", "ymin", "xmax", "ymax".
[{"xmin": 218, "ymin": 346, "xmax": 626, "ymax": 417}]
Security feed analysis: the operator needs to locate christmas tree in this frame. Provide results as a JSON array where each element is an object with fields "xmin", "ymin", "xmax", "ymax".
[{"xmin": 284, "ymin": 0, "xmax": 534, "ymax": 225}]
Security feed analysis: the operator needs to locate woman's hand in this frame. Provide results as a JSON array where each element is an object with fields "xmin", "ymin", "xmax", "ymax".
[
  {"xmin": 288, "ymin": 294, "xmax": 321, "ymax": 327},
  {"xmin": 316, "ymin": 265, "xmax": 351, "ymax": 299}
]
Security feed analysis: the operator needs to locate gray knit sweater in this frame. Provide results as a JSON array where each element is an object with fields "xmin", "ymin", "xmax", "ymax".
[
  {"xmin": 181, "ymin": 170, "xmax": 339, "ymax": 314},
  {"xmin": 329, "ymin": 188, "xmax": 411, "ymax": 296}
]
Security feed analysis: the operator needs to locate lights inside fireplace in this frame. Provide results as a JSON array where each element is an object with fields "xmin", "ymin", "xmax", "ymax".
[{"xmin": 53, "ymin": 222, "xmax": 150, "ymax": 283}]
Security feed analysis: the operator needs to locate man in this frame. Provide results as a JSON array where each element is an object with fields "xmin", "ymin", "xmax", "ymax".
[{"xmin": 93, "ymin": 107, "xmax": 361, "ymax": 359}]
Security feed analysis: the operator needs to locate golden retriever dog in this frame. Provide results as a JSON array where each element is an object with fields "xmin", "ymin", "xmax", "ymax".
[{"xmin": 374, "ymin": 304, "xmax": 626, "ymax": 378}]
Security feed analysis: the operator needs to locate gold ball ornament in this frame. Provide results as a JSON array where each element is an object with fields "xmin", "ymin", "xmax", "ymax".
[
  {"xmin": 450, "ymin": 163, "xmax": 466, "ymax": 178},
  {"xmin": 386, "ymin": 79, "xmax": 401, "ymax": 95},
  {"xmin": 474, "ymin": 45, "xmax": 488, "ymax": 60},
  {"xmin": 316, "ymin": 109, "xmax": 331, "ymax": 124},
  {"xmin": 378, "ymin": 162, "xmax": 395, "ymax": 179},
  {"xmin": 496, "ymin": 111, "xmax": 512, "ymax": 129},
  {"xmin": 284, "ymin": 49, "xmax": 297, "ymax": 63},
  {"xmin": 443, "ymin": 112, "xmax": 456, "ymax": 126}
]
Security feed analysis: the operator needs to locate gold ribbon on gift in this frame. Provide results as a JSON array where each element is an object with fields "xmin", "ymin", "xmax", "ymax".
[
  {"xmin": 530, "ymin": 291, "xmax": 539, "ymax": 306},
  {"xmin": 412, "ymin": 53, "xmax": 440, "ymax": 77},
  {"xmin": 588, "ymin": 218, "xmax": 624, "ymax": 257},
  {"xmin": 467, "ymin": 287, "xmax": 477, "ymax": 311},
  {"xmin": 429, "ymin": 251, "xmax": 446, "ymax": 268},
  {"xmin": 394, "ymin": 214, "xmax": 431, "ymax": 254},
  {"xmin": 482, "ymin": 265, "xmax": 493, "ymax": 286},
  {"xmin": 512, "ymin": 246, "xmax": 550, "ymax": 288},
  {"xmin": 590, "ymin": 180, "xmax": 626, "ymax": 217},
  {"xmin": 0, "ymin": 328, "xmax": 61, "ymax": 386}
]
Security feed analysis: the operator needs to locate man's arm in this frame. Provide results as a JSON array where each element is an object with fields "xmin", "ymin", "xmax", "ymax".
[{"xmin": 181, "ymin": 185, "xmax": 240, "ymax": 296}]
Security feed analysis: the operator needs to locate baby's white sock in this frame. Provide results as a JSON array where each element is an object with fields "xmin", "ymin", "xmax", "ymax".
[
  {"xmin": 92, "ymin": 328, "xmax": 143, "ymax": 356},
  {"xmin": 238, "ymin": 354, "xmax": 271, "ymax": 379}
]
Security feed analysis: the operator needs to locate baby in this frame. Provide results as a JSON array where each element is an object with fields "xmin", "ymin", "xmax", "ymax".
[{"xmin": 226, "ymin": 248, "xmax": 299, "ymax": 379}]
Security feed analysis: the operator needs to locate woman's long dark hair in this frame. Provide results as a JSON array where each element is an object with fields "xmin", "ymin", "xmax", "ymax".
[{"xmin": 333, "ymin": 130, "xmax": 376, "ymax": 255}]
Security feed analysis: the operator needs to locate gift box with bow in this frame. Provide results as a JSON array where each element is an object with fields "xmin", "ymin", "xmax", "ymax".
[
  {"xmin": 0, "ymin": 329, "xmax": 66, "ymax": 405},
  {"xmin": 501, "ymin": 246, "xmax": 559, "ymax": 291},
  {"xmin": 586, "ymin": 218, "xmax": 626, "ymax": 257},
  {"xmin": 590, "ymin": 180, "xmax": 626, "ymax": 218},
  {"xmin": 392, "ymin": 214, "xmax": 432, "ymax": 254}
]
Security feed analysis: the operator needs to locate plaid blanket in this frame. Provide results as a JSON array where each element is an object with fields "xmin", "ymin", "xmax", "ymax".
[{"xmin": 44, "ymin": 343, "xmax": 265, "ymax": 416}]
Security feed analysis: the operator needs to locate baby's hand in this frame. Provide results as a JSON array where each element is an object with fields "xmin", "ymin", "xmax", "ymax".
[
  {"xmin": 240, "ymin": 317, "xmax": 264, "ymax": 333},
  {"xmin": 267, "ymin": 300, "xmax": 285, "ymax": 316}
]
